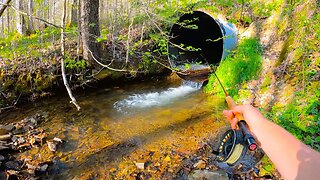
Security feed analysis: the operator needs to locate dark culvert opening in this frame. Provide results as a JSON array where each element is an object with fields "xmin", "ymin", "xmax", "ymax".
[{"xmin": 168, "ymin": 11, "xmax": 224, "ymax": 68}]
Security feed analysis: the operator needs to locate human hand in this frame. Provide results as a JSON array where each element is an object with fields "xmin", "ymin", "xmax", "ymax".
[{"xmin": 223, "ymin": 105, "xmax": 266, "ymax": 134}]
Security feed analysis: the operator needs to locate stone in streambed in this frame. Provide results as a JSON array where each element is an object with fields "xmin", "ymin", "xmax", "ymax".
[
  {"xmin": 189, "ymin": 170, "xmax": 228, "ymax": 180},
  {"xmin": 0, "ymin": 124, "xmax": 14, "ymax": 133},
  {"xmin": 47, "ymin": 141, "xmax": 57, "ymax": 152},
  {"xmin": 193, "ymin": 160, "xmax": 206, "ymax": 169},
  {"xmin": 135, "ymin": 162, "xmax": 145, "ymax": 170},
  {"xmin": 0, "ymin": 145, "xmax": 9, "ymax": 151},
  {"xmin": 0, "ymin": 125, "xmax": 9, "ymax": 135},
  {"xmin": 0, "ymin": 155, "xmax": 5, "ymax": 161},
  {"xmin": 39, "ymin": 164, "xmax": 49, "ymax": 172},
  {"xmin": 0, "ymin": 134, "xmax": 11, "ymax": 141},
  {"xmin": 5, "ymin": 161, "xmax": 21, "ymax": 171}
]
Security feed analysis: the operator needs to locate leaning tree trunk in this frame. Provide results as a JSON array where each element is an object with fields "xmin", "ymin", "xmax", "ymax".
[{"xmin": 80, "ymin": 0, "xmax": 101, "ymax": 65}]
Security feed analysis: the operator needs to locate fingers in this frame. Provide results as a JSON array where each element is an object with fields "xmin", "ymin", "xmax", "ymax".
[
  {"xmin": 223, "ymin": 110, "xmax": 234, "ymax": 120},
  {"xmin": 223, "ymin": 110, "xmax": 238, "ymax": 129},
  {"xmin": 231, "ymin": 118, "xmax": 238, "ymax": 129}
]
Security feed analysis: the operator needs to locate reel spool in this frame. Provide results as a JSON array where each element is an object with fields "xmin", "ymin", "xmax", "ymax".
[{"xmin": 214, "ymin": 129, "xmax": 248, "ymax": 166}]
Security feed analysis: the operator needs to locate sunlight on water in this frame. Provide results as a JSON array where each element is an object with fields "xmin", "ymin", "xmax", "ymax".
[{"xmin": 113, "ymin": 81, "xmax": 203, "ymax": 111}]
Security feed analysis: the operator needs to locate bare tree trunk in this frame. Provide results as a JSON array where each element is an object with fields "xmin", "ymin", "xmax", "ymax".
[
  {"xmin": 70, "ymin": 0, "xmax": 77, "ymax": 26},
  {"xmin": 80, "ymin": 0, "xmax": 101, "ymax": 65},
  {"xmin": 50, "ymin": 0, "xmax": 55, "ymax": 24},
  {"xmin": 6, "ymin": 4, "xmax": 9, "ymax": 34},
  {"xmin": 1, "ymin": 12, "xmax": 4, "ymax": 37},
  {"xmin": 16, "ymin": 0, "xmax": 26, "ymax": 35},
  {"xmin": 76, "ymin": 0, "xmax": 81, "ymax": 58},
  {"xmin": 41, "ymin": 0, "xmax": 48, "ymax": 29},
  {"xmin": 27, "ymin": 0, "xmax": 34, "ymax": 33},
  {"xmin": 61, "ymin": 0, "xmax": 80, "ymax": 111},
  {"xmin": 99, "ymin": 0, "xmax": 104, "ymax": 26}
]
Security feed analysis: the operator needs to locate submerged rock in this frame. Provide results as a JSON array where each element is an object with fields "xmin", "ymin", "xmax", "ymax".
[
  {"xmin": 5, "ymin": 161, "xmax": 22, "ymax": 171},
  {"xmin": 0, "ymin": 113, "xmax": 55, "ymax": 179},
  {"xmin": 189, "ymin": 170, "xmax": 228, "ymax": 180}
]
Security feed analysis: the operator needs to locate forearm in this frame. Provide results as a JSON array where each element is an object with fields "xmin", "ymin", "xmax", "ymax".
[
  {"xmin": 251, "ymin": 117, "xmax": 320, "ymax": 180},
  {"xmin": 224, "ymin": 105, "xmax": 320, "ymax": 179}
]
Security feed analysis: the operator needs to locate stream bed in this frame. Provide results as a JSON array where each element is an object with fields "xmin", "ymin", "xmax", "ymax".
[{"xmin": 2, "ymin": 77, "xmax": 240, "ymax": 179}]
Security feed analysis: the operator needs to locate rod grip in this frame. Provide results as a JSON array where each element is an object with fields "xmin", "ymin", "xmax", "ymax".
[
  {"xmin": 238, "ymin": 121, "xmax": 257, "ymax": 151},
  {"xmin": 225, "ymin": 96, "xmax": 245, "ymax": 121},
  {"xmin": 225, "ymin": 96, "xmax": 257, "ymax": 151}
]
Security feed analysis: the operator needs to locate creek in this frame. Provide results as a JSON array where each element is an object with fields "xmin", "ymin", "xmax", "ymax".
[{"xmin": 3, "ymin": 77, "xmax": 230, "ymax": 178}]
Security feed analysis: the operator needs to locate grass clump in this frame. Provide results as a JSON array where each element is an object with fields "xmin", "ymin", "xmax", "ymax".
[{"xmin": 204, "ymin": 37, "xmax": 262, "ymax": 97}]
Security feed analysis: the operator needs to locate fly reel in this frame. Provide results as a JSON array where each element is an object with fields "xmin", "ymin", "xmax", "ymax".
[{"xmin": 213, "ymin": 129, "xmax": 248, "ymax": 166}]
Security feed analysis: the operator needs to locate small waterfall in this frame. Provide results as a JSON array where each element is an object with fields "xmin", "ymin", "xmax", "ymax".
[{"xmin": 113, "ymin": 80, "xmax": 203, "ymax": 112}]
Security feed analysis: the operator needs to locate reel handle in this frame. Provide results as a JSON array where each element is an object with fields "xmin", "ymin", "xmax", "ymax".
[{"xmin": 225, "ymin": 96, "xmax": 257, "ymax": 151}]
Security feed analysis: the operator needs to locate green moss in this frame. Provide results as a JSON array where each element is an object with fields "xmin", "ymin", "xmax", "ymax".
[
  {"xmin": 260, "ymin": 155, "xmax": 277, "ymax": 177},
  {"xmin": 204, "ymin": 38, "xmax": 262, "ymax": 98}
]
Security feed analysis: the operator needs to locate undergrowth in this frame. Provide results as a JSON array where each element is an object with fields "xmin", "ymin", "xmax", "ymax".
[
  {"xmin": 265, "ymin": 1, "xmax": 320, "ymax": 150},
  {"xmin": 204, "ymin": 38, "xmax": 262, "ymax": 97}
]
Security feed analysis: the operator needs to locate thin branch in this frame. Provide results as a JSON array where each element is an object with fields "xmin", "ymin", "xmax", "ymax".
[
  {"xmin": 85, "ymin": 44, "xmax": 138, "ymax": 72},
  {"xmin": 0, "ymin": 2, "xmax": 63, "ymax": 28},
  {"xmin": 0, "ymin": 0, "xmax": 12, "ymax": 17},
  {"xmin": 61, "ymin": 0, "xmax": 80, "ymax": 111},
  {"xmin": 150, "ymin": 56, "xmax": 188, "ymax": 76}
]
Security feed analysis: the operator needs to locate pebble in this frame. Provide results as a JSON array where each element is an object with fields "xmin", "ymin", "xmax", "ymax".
[
  {"xmin": 0, "ymin": 154, "xmax": 5, "ymax": 161},
  {"xmin": 53, "ymin": 137, "xmax": 63, "ymax": 143},
  {"xmin": 18, "ymin": 137, "xmax": 26, "ymax": 144},
  {"xmin": 40, "ymin": 164, "xmax": 48, "ymax": 172},
  {"xmin": 135, "ymin": 162, "xmax": 145, "ymax": 170},
  {"xmin": 47, "ymin": 141, "xmax": 57, "ymax": 152},
  {"xmin": 193, "ymin": 160, "xmax": 206, "ymax": 169}
]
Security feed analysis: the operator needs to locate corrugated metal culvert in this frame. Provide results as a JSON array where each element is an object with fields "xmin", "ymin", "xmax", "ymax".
[{"xmin": 168, "ymin": 10, "xmax": 238, "ymax": 81}]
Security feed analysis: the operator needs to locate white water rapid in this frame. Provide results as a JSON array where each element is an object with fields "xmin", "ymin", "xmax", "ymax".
[{"xmin": 113, "ymin": 81, "xmax": 203, "ymax": 112}]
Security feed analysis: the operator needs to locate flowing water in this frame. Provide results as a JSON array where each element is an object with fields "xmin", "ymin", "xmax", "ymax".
[{"xmin": 3, "ymin": 78, "xmax": 229, "ymax": 178}]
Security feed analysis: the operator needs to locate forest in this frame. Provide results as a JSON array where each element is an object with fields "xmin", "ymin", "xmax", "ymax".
[{"xmin": 0, "ymin": 0, "xmax": 319, "ymax": 179}]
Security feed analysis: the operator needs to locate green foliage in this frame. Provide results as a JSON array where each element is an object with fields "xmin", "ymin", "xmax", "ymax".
[
  {"xmin": 0, "ymin": 27, "xmax": 60, "ymax": 59},
  {"xmin": 259, "ymin": 155, "xmax": 277, "ymax": 176},
  {"xmin": 204, "ymin": 38, "xmax": 262, "ymax": 97},
  {"xmin": 269, "ymin": 86, "xmax": 320, "ymax": 150},
  {"xmin": 266, "ymin": 1, "xmax": 320, "ymax": 151},
  {"xmin": 65, "ymin": 58, "xmax": 87, "ymax": 71},
  {"xmin": 138, "ymin": 52, "xmax": 158, "ymax": 72},
  {"xmin": 251, "ymin": 0, "xmax": 282, "ymax": 17}
]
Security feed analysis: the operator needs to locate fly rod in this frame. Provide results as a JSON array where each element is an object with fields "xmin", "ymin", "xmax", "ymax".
[{"xmin": 211, "ymin": 69, "xmax": 257, "ymax": 151}]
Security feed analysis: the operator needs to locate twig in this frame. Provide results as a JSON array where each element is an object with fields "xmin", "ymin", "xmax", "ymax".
[
  {"xmin": 0, "ymin": 0, "xmax": 12, "ymax": 17},
  {"xmin": 85, "ymin": 44, "xmax": 139, "ymax": 73},
  {"xmin": 150, "ymin": 56, "xmax": 188, "ymax": 76},
  {"xmin": 0, "ymin": 106, "xmax": 15, "ymax": 112},
  {"xmin": 61, "ymin": 0, "xmax": 80, "ymax": 111}
]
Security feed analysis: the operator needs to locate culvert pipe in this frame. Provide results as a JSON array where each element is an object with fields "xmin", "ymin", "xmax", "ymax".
[{"xmin": 168, "ymin": 10, "xmax": 238, "ymax": 81}]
